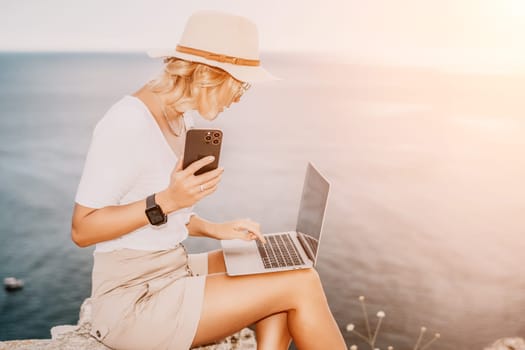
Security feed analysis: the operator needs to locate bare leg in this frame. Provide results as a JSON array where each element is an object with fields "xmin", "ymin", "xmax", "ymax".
[
  {"xmin": 192, "ymin": 257, "xmax": 346, "ymax": 350},
  {"xmin": 206, "ymin": 250, "xmax": 292, "ymax": 349},
  {"xmin": 255, "ymin": 312, "xmax": 292, "ymax": 350},
  {"xmin": 207, "ymin": 250, "xmax": 226, "ymax": 274}
]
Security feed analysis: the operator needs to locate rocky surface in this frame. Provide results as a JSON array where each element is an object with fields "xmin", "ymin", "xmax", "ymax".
[
  {"xmin": 0, "ymin": 299, "xmax": 256, "ymax": 350},
  {"xmin": 484, "ymin": 337, "xmax": 525, "ymax": 350}
]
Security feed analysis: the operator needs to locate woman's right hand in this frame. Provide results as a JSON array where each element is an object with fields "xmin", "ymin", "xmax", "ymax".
[{"xmin": 157, "ymin": 156, "xmax": 224, "ymax": 213}]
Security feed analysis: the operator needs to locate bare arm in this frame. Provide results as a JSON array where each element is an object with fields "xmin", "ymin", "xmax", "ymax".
[
  {"xmin": 71, "ymin": 156, "xmax": 223, "ymax": 247},
  {"xmin": 185, "ymin": 214, "xmax": 216, "ymax": 238},
  {"xmin": 71, "ymin": 200, "xmax": 149, "ymax": 247},
  {"xmin": 186, "ymin": 215, "xmax": 266, "ymax": 243}
]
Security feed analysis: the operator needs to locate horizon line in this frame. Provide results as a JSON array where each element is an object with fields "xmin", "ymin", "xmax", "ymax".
[{"xmin": 0, "ymin": 49, "xmax": 523, "ymax": 76}]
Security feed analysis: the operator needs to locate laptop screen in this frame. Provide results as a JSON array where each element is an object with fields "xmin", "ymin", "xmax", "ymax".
[{"xmin": 295, "ymin": 163, "xmax": 330, "ymax": 262}]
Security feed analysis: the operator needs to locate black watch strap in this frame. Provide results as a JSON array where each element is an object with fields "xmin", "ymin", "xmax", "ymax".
[
  {"xmin": 146, "ymin": 193, "xmax": 156, "ymax": 209},
  {"xmin": 145, "ymin": 193, "xmax": 167, "ymax": 226}
]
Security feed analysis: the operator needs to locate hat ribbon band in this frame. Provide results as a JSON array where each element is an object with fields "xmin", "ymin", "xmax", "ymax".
[{"xmin": 176, "ymin": 45, "xmax": 260, "ymax": 67}]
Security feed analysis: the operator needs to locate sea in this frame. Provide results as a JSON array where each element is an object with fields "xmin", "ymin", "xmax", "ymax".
[{"xmin": 0, "ymin": 52, "xmax": 524, "ymax": 349}]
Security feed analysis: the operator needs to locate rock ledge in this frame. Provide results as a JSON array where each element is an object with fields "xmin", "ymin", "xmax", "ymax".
[{"xmin": 0, "ymin": 299, "xmax": 255, "ymax": 350}]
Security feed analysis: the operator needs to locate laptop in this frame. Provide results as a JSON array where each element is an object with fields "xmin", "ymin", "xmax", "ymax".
[{"xmin": 221, "ymin": 162, "xmax": 330, "ymax": 276}]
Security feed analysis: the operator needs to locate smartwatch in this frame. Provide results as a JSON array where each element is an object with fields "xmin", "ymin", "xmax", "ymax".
[{"xmin": 145, "ymin": 193, "xmax": 167, "ymax": 226}]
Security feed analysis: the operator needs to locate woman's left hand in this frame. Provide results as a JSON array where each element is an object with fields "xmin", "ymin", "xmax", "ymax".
[{"xmin": 212, "ymin": 219, "xmax": 267, "ymax": 244}]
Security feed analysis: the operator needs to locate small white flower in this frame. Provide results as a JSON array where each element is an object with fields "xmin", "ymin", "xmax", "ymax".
[
  {"xmin": 359, "ymin": 296, "xmax": 365, "ymax": 301},
  {"xmin": 435, "ymin": 333, "xmax": 441, "ymax": 338},
  {"xmin": 350, "ymin": 346, "xmax": 358, "ymax": 350},
  {"xmin": 346, "ymin": 323, "xmax": 355, "ymax": 331},
  {"xmin": 421, "ymin": 326, "xmax": 427, "ymax": 332},
  {"xmin": 377, "ymin": 310, "xmax": 386, "ymax": 318}
]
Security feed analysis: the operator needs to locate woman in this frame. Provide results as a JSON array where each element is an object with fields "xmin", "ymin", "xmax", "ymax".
[{"xmin": 71, "ymin": 10, "xmax": 347, "ymax": 350}]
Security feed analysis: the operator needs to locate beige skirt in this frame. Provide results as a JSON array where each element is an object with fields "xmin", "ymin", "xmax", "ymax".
[{"xmin": 89, "ymin": 244, "xmax": 208, "ymax": 350}]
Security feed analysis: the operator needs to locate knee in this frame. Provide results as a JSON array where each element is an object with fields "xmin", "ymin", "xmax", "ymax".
[
  {"xmin": 294, "ymin": 268, "xmax": 322, "ymax": 290},
  {"xmin": 269, "ymin": 269, "xmax": 325, "ymax": 310},
  {"xmin": 286, "ymin": 268, "xmax": 327, "ymax": 307}
]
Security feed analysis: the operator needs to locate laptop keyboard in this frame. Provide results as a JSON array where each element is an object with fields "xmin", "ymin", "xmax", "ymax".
[{"xmin": 256, "ymin": 233, "xmax": 305, "ymax": 269}]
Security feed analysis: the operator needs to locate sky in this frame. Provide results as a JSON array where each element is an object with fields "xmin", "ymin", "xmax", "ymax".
[{"xmin": 1, "ymin": 0, "xmax": 524, "ymax": 72}]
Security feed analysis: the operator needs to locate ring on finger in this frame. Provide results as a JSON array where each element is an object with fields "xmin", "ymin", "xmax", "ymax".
[{"xmin": 200, "ymin": 184, "xmax": 205, "ymax": 192}]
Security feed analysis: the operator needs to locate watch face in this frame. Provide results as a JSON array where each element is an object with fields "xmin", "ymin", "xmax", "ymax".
[{"xmin": 145, "ymin": 206, "xmax": 166, "ymax": 225}]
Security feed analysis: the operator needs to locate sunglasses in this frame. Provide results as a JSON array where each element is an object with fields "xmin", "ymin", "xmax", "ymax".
[{"xmin": 233, "ymin": 81, "xmax": 251, "ymax": 101}]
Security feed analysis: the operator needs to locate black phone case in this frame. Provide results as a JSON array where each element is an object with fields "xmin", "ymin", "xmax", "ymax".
[{"xmin": 182, "ymin": 129, "xmax": 223, "ymax": 175}]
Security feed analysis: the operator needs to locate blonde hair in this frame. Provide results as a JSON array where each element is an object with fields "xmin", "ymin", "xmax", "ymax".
[{"xmin": 148, "ymin": 57, "xmax": 239, "ymax": 112}]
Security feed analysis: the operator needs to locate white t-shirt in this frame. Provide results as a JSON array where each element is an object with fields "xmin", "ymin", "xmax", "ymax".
[{"xmin": 75, "ymin": 95, "xmax": 195, "ymax": 253}]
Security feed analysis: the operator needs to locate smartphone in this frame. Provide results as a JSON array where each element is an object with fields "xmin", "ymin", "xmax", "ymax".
[{"xmin": 183, "ymin": 129, "xmax": 223, "ymax": 176}]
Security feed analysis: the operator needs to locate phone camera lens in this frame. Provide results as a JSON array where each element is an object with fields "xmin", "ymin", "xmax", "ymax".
[
  {"xmin": 213, "ymin": 132, "xmax": 221, "ymax": 138},
  {"xmin": 205, "ymin": 135, "xmax": 212, "ymax": 141},
  {"xmin": 212, "ymin": 139, "xmax": 219, "ymax": 145}
]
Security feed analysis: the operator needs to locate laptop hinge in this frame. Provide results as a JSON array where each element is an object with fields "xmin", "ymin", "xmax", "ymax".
[{"xmin": 296, "ymin": 232, "xmax": 315, "ymax": 263}]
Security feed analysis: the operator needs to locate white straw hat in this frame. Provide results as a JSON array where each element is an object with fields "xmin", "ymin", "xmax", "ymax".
[{"xmin": 148, "ymin": 10, "xmax": 278, "ymax": 83}]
